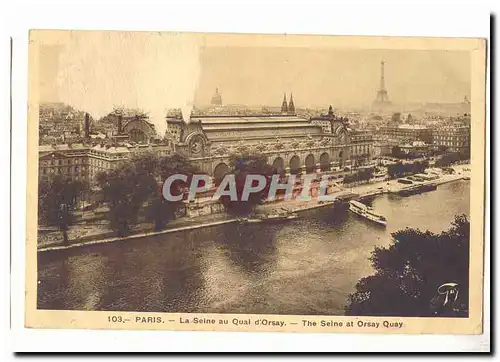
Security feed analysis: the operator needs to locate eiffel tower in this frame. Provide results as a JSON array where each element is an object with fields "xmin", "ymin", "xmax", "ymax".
[{"xmin": 372, "ymin": 60, "xmax": 392, "ymax": 109}]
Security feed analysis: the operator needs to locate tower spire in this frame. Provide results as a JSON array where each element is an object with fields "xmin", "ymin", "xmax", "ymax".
[
  {"xmin": 379, "ymin": 60, "xmax": 386, "ymax": 91},
  {"xmin": 373, "ymin": 60, "xmax": 391, "ymax": 107},
  {"xmin": 281, "ymin": 93, "xmax": 288, "ymax": 113},
  {"xmin": 288, "ymin": 93, "xmax": 295, "ymax": 114}
]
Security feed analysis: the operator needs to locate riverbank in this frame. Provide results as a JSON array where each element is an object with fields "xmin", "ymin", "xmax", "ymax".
[
  {"xmin": 37, "ymin": 164, "xmax": 471, "ymax": 252},
  {"xmin": 38, "ymin": 218, "xmax": 240, "ymax": 252}
]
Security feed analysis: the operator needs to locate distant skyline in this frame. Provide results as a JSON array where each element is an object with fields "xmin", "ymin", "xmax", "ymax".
[{"xmin": 38, "ymin": 32, "xmax": 471, "ymax": 131}]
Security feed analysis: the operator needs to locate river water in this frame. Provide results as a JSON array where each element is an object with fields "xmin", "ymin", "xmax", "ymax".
[{"xmin": 37, "ymin": 180, "xmax": 470, "ymax": 315}]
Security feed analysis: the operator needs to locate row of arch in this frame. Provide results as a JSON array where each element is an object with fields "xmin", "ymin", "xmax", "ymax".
[{"xmin": 212, "ymin": 151, "xmax": 345, "ymax": 182}]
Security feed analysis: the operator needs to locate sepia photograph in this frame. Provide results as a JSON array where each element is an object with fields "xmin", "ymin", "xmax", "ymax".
[{"xmin": 24, "ymin": 30, "xmax": 486, "ymax": 334}]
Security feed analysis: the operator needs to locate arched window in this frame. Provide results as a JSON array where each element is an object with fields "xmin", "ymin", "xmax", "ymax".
[{"xmin": 289, "ymin": 155, "xmax": 301, "ymax": 175}]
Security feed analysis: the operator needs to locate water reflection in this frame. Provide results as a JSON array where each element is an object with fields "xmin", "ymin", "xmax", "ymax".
[
  {"xmin": 38, "ymin": 181, "xmax": 470, "ymax": 315},
  {"xmin": 218, "ymin": 223, "xmax": 279, "ymax": 275},
  {"xmin": 37, "ymin": 252, "xmax": 108, "ymax": 310}
]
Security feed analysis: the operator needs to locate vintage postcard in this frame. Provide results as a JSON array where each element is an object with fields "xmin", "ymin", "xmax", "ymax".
[{"xmin": 25, "ymin": 30, "xmax": 486, "ymax": 334}]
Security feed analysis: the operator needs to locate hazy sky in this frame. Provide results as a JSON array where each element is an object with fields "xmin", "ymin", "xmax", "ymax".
[
  {"xmin": 39, "ymin": 44, "xmax": 61, "ymax": 103},
  {"xmin": 194, "ymin": 47, "xmax": 471, "ymax": 108},
  {"xmin": 38, "ymin": 31, "xmax": 471, "ymax": 134}
]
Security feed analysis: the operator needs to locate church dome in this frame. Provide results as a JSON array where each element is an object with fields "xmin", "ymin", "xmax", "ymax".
[{"xmin": 211, "ymin": 88, "xmax": 222, "ymax": 105}]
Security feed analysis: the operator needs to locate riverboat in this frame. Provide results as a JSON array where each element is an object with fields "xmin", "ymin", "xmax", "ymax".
[
  {"xmin": 398, "ymin": 178, "xmax": 413, "ymax": 185},
  {"xmin": 262, "ymin": 211, "xmax": 298, "ymax": 222},
  {"xmin": 398, "ymin": 183, "xmax": 437, "ymax": 197},
  {"xmin": 348, "ymin": 200, "xmax": 387, "ymax": 227},
  {"xmin": 242, "ymin": 210, "xmax": 298, "ymax": 224},
  {"xmin": 244, "ymin": 218, "xmax": 263, "ymax": 224}
]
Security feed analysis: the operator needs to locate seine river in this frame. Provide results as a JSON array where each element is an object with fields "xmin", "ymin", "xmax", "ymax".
[{"xmin": 37, "ymin": 180, "xmax": 470, "ymax": 315}]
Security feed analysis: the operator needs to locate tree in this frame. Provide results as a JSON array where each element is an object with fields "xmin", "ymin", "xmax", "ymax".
[
  {"xmin": 435, "ymin": 151, "xmax": 470, "ymax": 167},
  {"xmin": 387, "ymin": 162, "xmax": 404, "ymax": 178},
  {"xmin": 38, "ymin": 175, "xmax": 88, "ymax": 243},
  {"xmin": 97, "ymin": 152, "xmax": 200, "ymax": 234},
  {"xmin": 460, "ymin": 147, "xmax": 471, "ymax": 161},
  {"xmin": 435, "ymin": 152, "xmax": 460, "ymax": 167},
  {"xmin": 343, "ymin": 167, "xmax": 374, "ymax": 185},
  {"xmin": 146, "ymin": 198, "xmax": 176, "ymax": 231},
  {"xmin": 388, "ymin": 160, "xmax": 428, "ymax": 179},
  {"xmin": 151, "ymin": 153, "xmax": 201, "ymax": 231},
  {"xmin": 221, "ymin": 152, "xmax": 274, "ymax": 215},
  {"xmin": 391, "ymin": 146, "xmax": 404, "ymax": 159},
  {"xmin": 159, "ymin": 153, "xmax": 200, "ymax": 188},
  {"xmin": 345, "ymin": 215, "xmax": 470, "ymax": 317},
  {"xmin": 97, "ymin": 162, "xmax": 143, "ymax": 236},
  {"xmin": 131, "ymin": 152, "xmax": 162, "ymax": 202}
]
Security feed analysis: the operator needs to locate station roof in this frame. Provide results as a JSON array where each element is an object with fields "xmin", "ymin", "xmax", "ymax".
[
  {"xmin": 189, "ymin": 115, "xmax": 320, "ymax": 131},
  {"xmin": 189, "ymin": 115, "xmax": 309, "ymax": 125}
]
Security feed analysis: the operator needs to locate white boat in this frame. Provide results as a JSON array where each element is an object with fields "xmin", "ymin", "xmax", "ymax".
[
  {"xmin": 243, "ymin": 211, "xmax": 298, "ymax": 224},
  {"xmin": 245, "ymin": 218, "xmax": 263, "ymax": 224},
  {"xmin": 349, "ymin": 200, "xmax": 387, "ymax": 227},
  {"xmin": 263, "ymin": 212, "xmax": 298, "ymax": 222}
]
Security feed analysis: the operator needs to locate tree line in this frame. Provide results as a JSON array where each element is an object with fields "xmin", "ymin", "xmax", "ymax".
[
  {"xmin": 38, "ymin": 153, "xmax": 201, "ymax": 241},
  {"xmin": 435, "ymin": 151, "xmax": 470, "ymax": 167},
  {"xmin": 387, "ymin": 160, "xmax": 429, "ymax": 179},
  {"xmin": 343, "ymin": 167, "xmax": 374, "ymax": 185},
  {"xmin": 38, "ymin": 152, "xmax": 278, "ymax": 242}
]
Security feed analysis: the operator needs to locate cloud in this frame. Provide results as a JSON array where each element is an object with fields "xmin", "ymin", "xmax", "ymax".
[{"xmin": 56, "ymin": 31, "xmax": 201, "ymax": 136}]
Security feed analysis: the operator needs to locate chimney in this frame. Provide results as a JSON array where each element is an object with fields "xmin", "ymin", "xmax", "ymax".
[
  {"xmin": 84, "ymin": 112, "xmax": 90, "ymax": 139},
  {"xmin": 117, "ymin": 114, "xmax": 123, "ymax": 134}
]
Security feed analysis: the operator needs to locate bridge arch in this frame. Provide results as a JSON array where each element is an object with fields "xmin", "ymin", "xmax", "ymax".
[
  {"xmin": 289, "ymin": 155, "xmax": 301, "ymax": 175},
  {"xmin": 305, "ymin": 154, "xmax": 316, "ymax": 173}
]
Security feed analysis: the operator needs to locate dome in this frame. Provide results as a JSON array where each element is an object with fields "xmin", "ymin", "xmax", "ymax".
[{"xmin": 211, "ymin": 88, "xmax": 222, "ymax": 105}]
